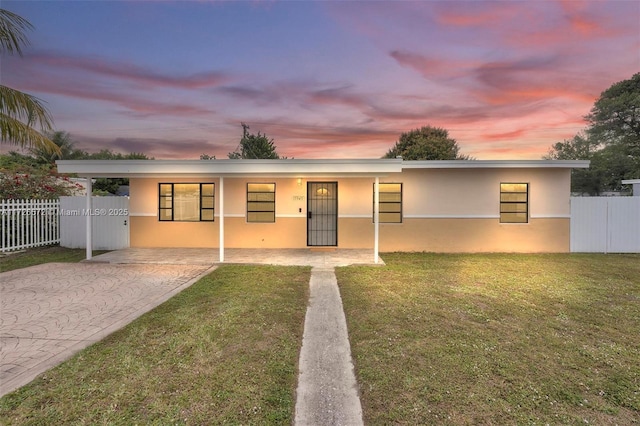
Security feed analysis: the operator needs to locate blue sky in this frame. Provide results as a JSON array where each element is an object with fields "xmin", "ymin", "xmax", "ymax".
[{"xmin": 2, "ymin": 0, "xmax": 639, "ymax": 159}]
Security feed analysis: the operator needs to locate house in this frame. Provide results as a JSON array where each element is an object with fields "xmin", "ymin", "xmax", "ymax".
[{"xmin": 56, "ymin": 158, "xmax": 590, "ymax": 262}]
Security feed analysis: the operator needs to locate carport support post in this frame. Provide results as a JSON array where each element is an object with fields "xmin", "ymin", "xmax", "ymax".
[
  {"xmin": 85, "ymin": 176, "xmax": 92, "ymax": 260},
  {"xmin": 219, "ymin": 176, "xmax": 224, "ymax": 262},
  {"xmin": 374, "ymin": 177, "xmax": 379, "ymax": 264}
]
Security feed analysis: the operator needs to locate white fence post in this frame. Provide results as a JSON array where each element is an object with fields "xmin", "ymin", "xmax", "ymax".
[{"xmin": 1, "ymin": 199, "xmax": 60, "ymax": 252}]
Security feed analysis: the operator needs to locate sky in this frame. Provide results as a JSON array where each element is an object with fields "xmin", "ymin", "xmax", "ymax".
[{"xmin": 2, "ymin": 0, "xmax": 639, "ymax": 160}]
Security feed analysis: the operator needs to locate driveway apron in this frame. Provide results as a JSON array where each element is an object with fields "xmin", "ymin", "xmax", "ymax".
[{"xmin": 0, "ymin": 262, "xmax": 214, "ymax": 397}]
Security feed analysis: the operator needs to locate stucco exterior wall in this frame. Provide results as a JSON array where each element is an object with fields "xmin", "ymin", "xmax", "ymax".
[
  {"xmin": 393, "ymin": 168, "xmax": 571, "ymax": 218},
  {"xmin": 128, "ymin": 167, "xmax": 572, "ymax": 252},
  {"xmin": 130, "ymin": 216, "xmax": 219, "ymax": 247}
]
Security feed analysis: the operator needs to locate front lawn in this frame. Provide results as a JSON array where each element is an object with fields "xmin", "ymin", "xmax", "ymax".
[
  {"xmin": 0, "ymin": 265, "xmax": 310, "ymax": 424},
  {"xmin": 337, "ymin": 253, "xmax": 640, "ymax": 425}
]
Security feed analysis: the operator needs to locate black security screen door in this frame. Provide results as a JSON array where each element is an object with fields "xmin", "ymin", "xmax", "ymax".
[{"xmin": 307, "ymin": 182, "xmax": 338, "ymax": 246}]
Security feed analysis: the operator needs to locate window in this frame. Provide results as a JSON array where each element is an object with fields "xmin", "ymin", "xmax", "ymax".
[
  {"xmin": 374, "ymin": 183, "xmax": 402, "ymax": 223},
  {"xmin": 247, "ymin": 183, "xmax": 275, "ymax": 222},
  {"xmin": 159, "ymin": 183, "xmax": 214, "ymax": 221},
  {"xmin": 500, "ymin": 183, "xmax": 528, "ymax": 223}
]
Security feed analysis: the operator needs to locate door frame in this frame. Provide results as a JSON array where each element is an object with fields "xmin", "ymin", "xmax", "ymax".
[{"xmin": 306, "ymin": 181, "xmax": 338, "ymax": 246}]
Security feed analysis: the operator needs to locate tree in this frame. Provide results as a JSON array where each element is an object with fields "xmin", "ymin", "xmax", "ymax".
[
  {"xmin": 544, "ymin": 133, "xmax": 601, "ymax": 161},
  {"xmin": 545, "ymin": 73, "xmax": 640, "ymax": 194},
  {"xmin": 30, "ymin": 131, "xmax": 87, "ymax": 164},
  {"xmin": 85, "ymin": 149, "xmax": 150, "ymax": 160},
  {"xmin": 544, "ymin": 134, "xmax": 604, "ymax": 195},
  {"xmin": 228, "ymin": 123, "xmax": 281, "ymax": 159},
  {"xmin": 0, "ymin": 150, "xmax": 43, "ymax": 170},
  {"xmin": 383, "ymin": 125, "xmax": 472, "ymax": 160},
  {"xmin": 586, "ymin": 73, "xmax": 640, "ymax": 154},
  {"xmin": 81, "ymin": 149, "xmax": 151, "ymax": 195},
  {"xmin": 0, "ymin": 9, "xmax": 58, "ymax": 154}
]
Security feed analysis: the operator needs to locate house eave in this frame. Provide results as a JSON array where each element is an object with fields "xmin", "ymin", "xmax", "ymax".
[
  {"xmin": 55, "ymin": 158, "xmax": 591, "ymax": 178},
  {"xmin": 56, "ymin": 158, "xmax": 404, "ymax": 178},
  {"xmin": 399, "ymin": 160, "xmax": 591, "ymax": 169}
]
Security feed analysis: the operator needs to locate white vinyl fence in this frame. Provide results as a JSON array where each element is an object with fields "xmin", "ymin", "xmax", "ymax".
[
  {"xmin": 59, "ymin": 196, "xmax": 130, "ymax": 250},
  {"xmin": 1, "ymin": 199, "xmax": 60, "ymax": 252},
  {"xmin": 571, "ymin": 197, "xmax": 640, "ymax": 253}
]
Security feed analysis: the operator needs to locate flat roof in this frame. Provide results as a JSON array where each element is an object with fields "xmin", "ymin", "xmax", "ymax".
[
  {"xmin": 56, "ymin": 158, "xmax": 590, "ymax": 178},
  {"xmin": 400, "ymin": 160, "xmax": 590, "ymax": 169}
]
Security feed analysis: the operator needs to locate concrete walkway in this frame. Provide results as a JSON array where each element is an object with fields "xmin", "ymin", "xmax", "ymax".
[{"xmin": 294, "ymin": 267, "xmax": 364, "ymax": 425}]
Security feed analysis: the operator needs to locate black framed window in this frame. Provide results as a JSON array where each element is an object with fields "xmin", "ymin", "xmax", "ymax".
[
  {"xmin": 247, "ymin": 183, "xmax": 275, "ymax": 222},
  {"xmin": 158, "ymin": 183, "xmax": 214, "ymax": 222},
  {"xmin": 500, "ymin": 183, "xmax": 528, "ymax": 223},
  {"xmin": 374, "ymin": 183, "xmax": 402, "ymax": 223}
]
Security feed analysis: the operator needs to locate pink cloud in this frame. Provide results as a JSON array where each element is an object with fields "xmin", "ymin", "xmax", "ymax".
[
  {"xmin": 3, "ymin": 53, "xmax": 217, "ymax": 117},
  {"xmin": 389, "ymin": 50, "xmax": 473, "ymax": 80},
  {"xmin": 29, "ymin": 52, "xmax": 231, "ymax": 90},
  {"xmin": 308, "ymin": 86, "xmax": 372, "ymax": 110},
  {"xmin": 558, "ymin": 0, "xmax": 608, "ymax": 36},
  {"xmin": 480, "ymin": 129, "xmax": 528, "ymax": 141},
  {"xmin": 470, "ymin": 58, "xmax": 601, "ymax": 106},
  {"xmin": 434, "ymin": 2, "xmax": 519, "ymax": 28}
]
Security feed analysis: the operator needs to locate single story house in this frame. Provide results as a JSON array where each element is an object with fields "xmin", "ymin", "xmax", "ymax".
[{"xmin": 56, "ymin": 158, "xmax": 590, "ymax": 262}]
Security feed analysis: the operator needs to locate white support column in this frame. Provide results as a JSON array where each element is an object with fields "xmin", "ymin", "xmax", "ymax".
[
  {"xmin": 219, "ymin": 176, "xmax": 224, "ymax": 262},
  {"xmin": 85, "ymin": 176, "xmax": 92, "ymax": 260},
  {"xmin": 374, "ymin": 177, "xmax": 379, "ymax": 264}
]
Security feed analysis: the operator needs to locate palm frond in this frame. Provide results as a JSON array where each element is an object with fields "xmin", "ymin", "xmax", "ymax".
[
  {"xmin": 0, "ymin": 112, "xmax": 59, "ymax": 154},
  {"xmin": 0, "ymin": 85, "xmax": 54, "ymax": 129},
  {"xmin": 0, "ymin": 9, "xmax": 33, "ymax": 56}
]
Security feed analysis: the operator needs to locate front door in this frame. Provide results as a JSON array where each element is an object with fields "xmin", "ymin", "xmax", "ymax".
[{"xmin": 307, "ymin": 182, "xmax": 337, "ymax": 246}]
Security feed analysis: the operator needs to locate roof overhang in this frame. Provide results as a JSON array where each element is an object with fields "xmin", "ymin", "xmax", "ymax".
[
  {"xmin": 622, "ymin": 179, "xmax": 640, "ymax": 185},
  {"xmin": 55, "ymin": 159, "xmax": 404, "ymax": 178},
  {"xmin": 55, "ymin": 158, "xmax": 591, "ymax": 178},
  {"xmin": 400, "ymin": 160, "xmax": 591, "ymax": 169}
]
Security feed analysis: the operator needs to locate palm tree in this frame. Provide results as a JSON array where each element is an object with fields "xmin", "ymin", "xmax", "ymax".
[{"xmin": 0, "ymin": 9, "xmax": 59, "ymax": 154}]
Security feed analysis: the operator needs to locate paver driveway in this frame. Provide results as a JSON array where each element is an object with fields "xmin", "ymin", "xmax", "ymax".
[{"xmin": 0, "ymin": 262, "xmax": 213, "ymax": 397}]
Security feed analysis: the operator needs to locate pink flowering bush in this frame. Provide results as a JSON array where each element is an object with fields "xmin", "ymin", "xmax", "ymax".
[{"xmin": 0, "ymin": 170, "xmax": 82, "ymax": 199}]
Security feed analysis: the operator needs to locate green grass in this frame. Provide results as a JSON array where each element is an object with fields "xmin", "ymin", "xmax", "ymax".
[
  {"xmin": 0, "ymin": 265, "xmax": 310, "ymax": 425},
  {"xmin": 0, "ymin": 245, "xmax": 106, "ymax": 272},
  {"xmin": 337, "ymin": 253, "xmax": 640, "ymax": 425}
]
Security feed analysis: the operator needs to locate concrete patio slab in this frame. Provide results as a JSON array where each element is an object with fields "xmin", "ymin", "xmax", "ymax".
[{"xmin": 90, "ymin": 247, "xmax": 384, "ymax": 267}]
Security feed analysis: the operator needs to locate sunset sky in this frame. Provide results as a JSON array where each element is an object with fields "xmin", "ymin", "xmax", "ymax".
[{"xmin": 2, "ymin": 0, "xmax": 639, "ymax": 160}]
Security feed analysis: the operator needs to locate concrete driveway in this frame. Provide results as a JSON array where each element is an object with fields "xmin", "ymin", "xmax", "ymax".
[{"xmin": 0, "ymin": 262, "xmax": 214, "ymax": 397}]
